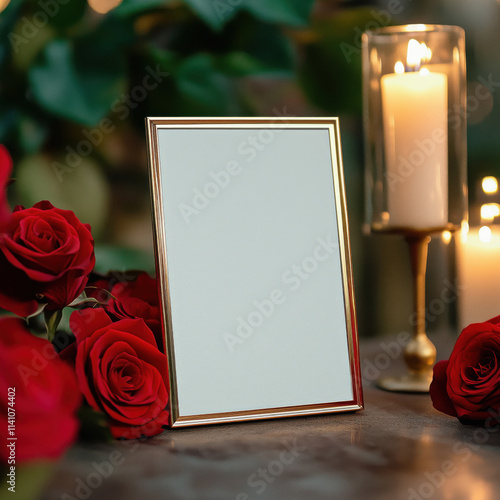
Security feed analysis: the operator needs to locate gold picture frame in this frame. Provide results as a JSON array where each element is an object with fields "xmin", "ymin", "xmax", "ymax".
[{"xmin": 146, "ymin": 117, "xmax": 363, "ymax": 427}]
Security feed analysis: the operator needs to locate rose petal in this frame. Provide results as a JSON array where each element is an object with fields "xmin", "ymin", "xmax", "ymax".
[
  {"xmin": 0, "ymin": 318, "xmax": 81, "ymax": 462},
  {"xmin": 487, "ymin": 315, "xmax": 500, "ymax": 327},
  {"xmin": 430, "ymin": 360, "xmax": 458, "ymax": 417},
  {"xmin": 44, "ymin": 270, "xmax": 90, "ymax": 311},
  {"xmin": 70, "ymin": 309, "xmax": 112, "ymax": 344},
  {"xmin": 69, "ymin": 314, "xmax": 170, "ymax": 438},
  {"xmin": 0, "ymin": 286, "xmax": 39, "ymax": 317},
  {"xmin": 0, "ymin": 144, "xmax": 12, "ymax": 231},
  {"xmin": 59, "ymin": 342, "xmax": 77, "ymax": 366},
  {"xmin": 107, "ymin": 408, "xmax": 170, "ymax": 439},
  {"xmin": 0, "ymin": 200, "xmax": 95, "ymax": 314}
]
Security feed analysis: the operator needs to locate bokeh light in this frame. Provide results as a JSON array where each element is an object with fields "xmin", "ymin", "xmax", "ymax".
[
  {"xmin": 482, "ymin": 176, "xmax": 498, "ymax": 194},
  {"xmin": 480, "ymin": 203, "xmax": 500, "ymax": 220},
  {"xmin": 479, "ymin": 225, "xmax": 492, "ymax": 243},
  {"xmin": 0, "ymin": 0, "xmax": 11, "ymax": 14},
  {"xmin": 87, "ymin": 0, "xmax": 122, "ymax": 14}
]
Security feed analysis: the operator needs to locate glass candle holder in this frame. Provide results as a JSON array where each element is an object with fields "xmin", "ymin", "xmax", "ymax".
[{"xmin": 362, "ymin": 25, "xmax": 467, "ymax": 392}]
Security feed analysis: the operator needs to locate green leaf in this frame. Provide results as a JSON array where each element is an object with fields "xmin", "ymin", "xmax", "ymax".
[
  {"xmin": 11, "ymin": 22, "xmax": 56, "ymax": 72},
  {"xmin": 67, "ymin": 295, "xmax": 105, "ymax": 308},
  {"xmin": 84, "ymin": 286, "xmax": 116, "ymax": 301},
  {"xmin": 182, "ymin": 0, "xmax": 314, "ymax": 30},
  {"xmin": 29, "ymin": 39, "xmax": 116, "ymax": 125},
  {"xmin": 114, "ymin": 0, "xmax": 175, "ymax": 16},
  {"xmin": 44, "ymin": 309, "xmax": 62, "ymax": 341},
  {"xmin": 48, "ymin": 0, "xmax": 88, "ymax": 29},
  {"xmin": 26, "ymin": 302, "xmax": 48, "ymax": 321},
  {"xmin": 183, "ymin": 0, "xmax": 237, "ymax": 31},
  {"xmin": 175, "ymin": 53, "xmax": 239, "ymax": 115},
  {"xmin": 241, "ymin": 0, "xmax": 315, "ymax": 27},
  {"xmin": 28, "ymin": 17, "xmax": 133, "ymax": 125},
  {"xmin": 145, "ymin": 45, "xmax": 179, "ymax": 72},
  {"xmin": 230, "ymin": 18, "xmax": 294, "ymax": 74},
  {"xmin": 215, "ymin": 51, "xmax": 271, "ymax": 77},
  {"xmin": 298, "ymin": 9, "xmax": 374, "ymax": 114},
  {"xmin": 93, "ymin": 246, "xmax": 156, "ymax": 274}
]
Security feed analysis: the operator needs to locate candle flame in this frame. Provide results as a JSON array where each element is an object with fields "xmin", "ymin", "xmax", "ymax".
[
  {"xmin": 423, "ymin": 43, "xmax": 432, "ymax": 61},
  {"xmin": 442, "ymin": 230, "xmax": 452, "ymax": 244},
  {"xmin": 482, "ymin": 176, "xmax": 498, "ymax": 194},
  {"xmin": 394, "ymin": 61, "xmax": 405, "ymax": 74},
  {"xmin": 406, "ymin": 39, "xmax": 432, "ymax": 71},
  {"xmin": 407, "ymin": 39, "xmax": 422, "ymax": 68},
  {"xmin": 479, "ymin": 226, "xmax": 492, "ymax": 243}
]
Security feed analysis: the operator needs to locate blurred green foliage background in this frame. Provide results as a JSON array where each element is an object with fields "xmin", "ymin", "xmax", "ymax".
[{"xmin": 0, "ymin": 0, "xmax": 498, "ymax": 337}]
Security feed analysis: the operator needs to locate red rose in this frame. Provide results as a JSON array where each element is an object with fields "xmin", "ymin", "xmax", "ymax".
[
  {"xmin": 0, "ymin": 201, "xmax": 95, "ymax": 317},
  {"xmin": 107, "ymin": 272, "xmax": 163, "ymax": 351},
  {"xmin": 86, "ymin": 272, "xmax": 163, "ymax": 352},
  {"xmin": 430, "ymin": 315, "xmax": 500, "ymax": 423},
  {"xmin": 0, "ymin": 317, "xmax": 81, "ymax": 463},
  {"xmin": 0, "ymin": 144, "xmax": 13, "ymax": 231},
  {"xmin": 67, "ymin": 309, "xmax": 169, "ymax": 438}
]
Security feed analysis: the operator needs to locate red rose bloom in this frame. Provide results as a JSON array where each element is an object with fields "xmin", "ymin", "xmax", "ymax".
[
  {"xmin": 0, "ymin": 318, "xmax": 81, "ymax": 463},
  {"xmin": 107, "ymin": 272, "xmax": 163, "ymax": 351},
  {"xmin": 0, "ymin": 144, "xmax": 13, "ymax": 231},
  {"xmin": 86, "ymin": 272, "xmax": 163, "ymax": 352},
  {"xmin": 0, "ymin": 201, "xmax": 95, "ymax": 317},
  {"xmin": 430, "ymin": 315, "xmax": 500, "ymax": 423},
  {"xmin": 67, "ymin": 309, "xmax": 169, "ymax": 438}
]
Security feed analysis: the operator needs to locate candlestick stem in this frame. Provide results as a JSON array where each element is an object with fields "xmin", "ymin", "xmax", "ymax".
[
  {"xmin": 377, "ymin": 234, "xmax": 437, "ymax": 392},
  {"xmin": 409, "ymin": 235, "xmax": 430, "ymax": 338}
]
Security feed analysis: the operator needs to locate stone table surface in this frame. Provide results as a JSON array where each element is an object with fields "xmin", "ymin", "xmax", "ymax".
[{"xmin": 38, "ymin": 336, "xmax": 500, "ymax": 500}]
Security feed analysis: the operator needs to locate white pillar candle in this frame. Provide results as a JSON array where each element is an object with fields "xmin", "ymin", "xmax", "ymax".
[
  {"xmin": 456, "ymin": 226, "xmax": 500, "ymax": 330},
  {"xmin": 381, "ymin": 64, "xmax": 448, "ymax": 229}
]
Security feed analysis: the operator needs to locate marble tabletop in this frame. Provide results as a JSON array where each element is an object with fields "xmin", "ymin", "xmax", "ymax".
[{"xmin": 37, "ymin": 336, "xmax": 500, "ymax": 500}]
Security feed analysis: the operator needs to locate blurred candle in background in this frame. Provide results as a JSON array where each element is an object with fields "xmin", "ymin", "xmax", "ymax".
[{"xmin": 456, "ymin": 176, "xmax": 500, "ymax": 329}]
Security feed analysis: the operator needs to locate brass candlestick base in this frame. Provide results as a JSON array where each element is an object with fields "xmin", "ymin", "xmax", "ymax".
[{"xmin": 377, "ymin": 235, "xmax": 437, "ymax": 393}]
